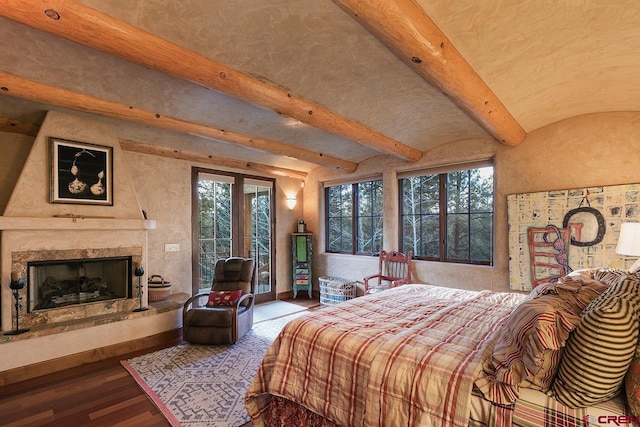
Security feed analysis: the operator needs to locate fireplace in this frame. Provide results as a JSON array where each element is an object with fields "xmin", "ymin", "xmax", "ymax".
[
  {"xmin": 7, "ymin": 246, "xmax": 144, "ymax": 331},
  {"xmin": 28, "ymin": 256, "xmax": 132, "ymax": 312}
]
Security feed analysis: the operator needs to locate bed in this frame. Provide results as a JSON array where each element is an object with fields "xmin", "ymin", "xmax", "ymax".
[{"xmin": 245, "ymin": 270, "xmax": 639, "ymax": 427}]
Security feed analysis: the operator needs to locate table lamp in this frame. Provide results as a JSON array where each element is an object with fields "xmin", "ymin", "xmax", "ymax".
[{"xmin": 615, "ymin": 222, "xmax": 640, "ymax": 274}]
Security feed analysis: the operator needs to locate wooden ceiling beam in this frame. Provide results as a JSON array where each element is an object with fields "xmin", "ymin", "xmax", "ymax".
[
  {"xmin": 118, "ymin": 139, "xmax": 308, "ymax": 180},
  {"xmin": 0, "ymin": 117, "xmax": 40, "ymax": 137},
  {"xmin": 0, "ymin": 72, "xmax": 354, "ymax": 171},
  {"xmin": 333, "ymin": 0, "xmax": 526, "ymax": 147},
  {"xmin": 0, "ymin": 0, "xmax": 422, "ymax": 162},
  {"xmin": 0, "ymin": 116, "xmax": 308, "ymax": 180}
]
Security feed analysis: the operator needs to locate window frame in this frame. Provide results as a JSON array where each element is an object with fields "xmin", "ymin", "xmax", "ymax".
[
  {"xmin": 325, "ymin": 178, "xmax": 383, "ymax": 256},
  {"xmin": 398, "ymin": 162, "xmax": 494, "ymax": 265}
]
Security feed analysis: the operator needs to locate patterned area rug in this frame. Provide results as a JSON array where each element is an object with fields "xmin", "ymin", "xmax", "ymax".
[{"xmin": 121, "ymin": 312, "xmax": 306, "ymax": 426}]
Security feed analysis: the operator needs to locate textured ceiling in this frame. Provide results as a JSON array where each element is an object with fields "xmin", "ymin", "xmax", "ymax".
[{"xmin": 0, "ymin": 0, "xmax": 638, "ymax": 174}]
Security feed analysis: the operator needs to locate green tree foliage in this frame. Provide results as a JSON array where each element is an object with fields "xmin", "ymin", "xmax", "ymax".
[
  {"xmin": 326, "ymin": 180, "xmax": 383, "ymax": 254},
  {"xmin": 198, "ymin": 179, "xmax": 232, "ymax": 288},
  {"xmin": 401, "ymin": 166, "xmax": 493, "ymax": 264}
]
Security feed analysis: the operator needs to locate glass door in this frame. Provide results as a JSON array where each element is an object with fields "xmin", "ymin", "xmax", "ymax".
[
  {"xmin": 244, "ymin": 179, "xmax": 274, "ymax": 303},
  {"xmin": 193, "ymin": 169, "xmax": 275, "ymax": 302}
]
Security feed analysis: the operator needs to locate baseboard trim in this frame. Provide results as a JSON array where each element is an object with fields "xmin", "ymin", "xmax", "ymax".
[
  {"xmin": 277, "ymin": 290, "xmax": 318, "ymax": 300},
  {"xmin": 0, "ymin": 328, "xmax": 182, "ymax": 387}
]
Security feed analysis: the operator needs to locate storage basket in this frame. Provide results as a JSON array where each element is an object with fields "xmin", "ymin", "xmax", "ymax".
[
  {"xmin": 319, "ymin": 277, "xmax": 357, "ymax": 305},
  {"xmin": 148, "ymin": 274, "xmax": 172, "ymax": 302}
]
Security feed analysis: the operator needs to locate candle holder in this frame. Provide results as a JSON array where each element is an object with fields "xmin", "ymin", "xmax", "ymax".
[
  {"xmin": 133, "ymin": 263, "xmax": 148, "ymax": 312},
  {"xmin": 5, "ymin": 272, "xmax": 30, "ymax": 335}
]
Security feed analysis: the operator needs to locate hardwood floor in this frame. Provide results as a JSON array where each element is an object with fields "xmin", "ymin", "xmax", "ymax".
[
  {"xmin": 0, "ymin": 339, "xmax": 180, "ymax": 427},
  {"xmin": 0, "ymin": 297, "xmax": 319, "ymax": 426}
]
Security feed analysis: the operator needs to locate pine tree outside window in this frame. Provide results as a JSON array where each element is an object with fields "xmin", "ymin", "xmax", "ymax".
[
  {"xmin": 326, "ymin": 179, "xmax": 383, "ymax": 255},
  {"xmin": 399, "ymin": 162, "xmax": 494, "ymax": 265}
]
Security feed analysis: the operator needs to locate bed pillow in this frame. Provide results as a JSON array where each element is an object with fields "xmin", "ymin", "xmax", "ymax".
[
  {"xmin": 593, "ymin": 267, "xmax": 634, "ymax": 286},
  {"xmin": 207, "ymin": 290, "xmax": 243, "ymax": 306},
  {"xmin": 552, "ymin": 277, "xmax": 640, "ymax": 407},
  {"xmin": 529, "ymin": 273, "xmax": 609, "ymax": 312},
  {"xmin": 476, "ymin": 274, "xmax": 609, "ymax": 404}
]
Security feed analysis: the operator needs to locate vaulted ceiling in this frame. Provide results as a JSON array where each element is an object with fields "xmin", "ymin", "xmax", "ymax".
[{"xmin": 1, "ymin": 0, "xmax": 639, "ymax": 178}]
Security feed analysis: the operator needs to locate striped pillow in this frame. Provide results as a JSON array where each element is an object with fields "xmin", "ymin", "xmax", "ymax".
[
  {"xmin": 594, "ymin": 268, "xmax": 633, "ymax": 286},
  {"xmin": 477, "ymin": 293, "xmax": 580, "ymax": 403},
  {"xmin": 552, "ymin": 277, "xmax": 640, "ymax": 407},
  {"xmin": 476, "ymin": 274, "xmax": 610, "ymax": 404}
]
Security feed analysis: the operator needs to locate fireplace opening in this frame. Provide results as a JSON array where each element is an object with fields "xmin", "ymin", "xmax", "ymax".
[{"xmin": 27, "ymin": 256, "xmax": 133, "ymax": 311}]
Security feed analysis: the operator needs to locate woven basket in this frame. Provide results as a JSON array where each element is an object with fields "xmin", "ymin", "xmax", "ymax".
[{"xmin": 148, "ymin": 275, "xmax": 172, "ymax": 302}]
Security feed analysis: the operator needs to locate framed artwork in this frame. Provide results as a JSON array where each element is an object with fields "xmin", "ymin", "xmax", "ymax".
[
  {"xmin": 507, "ymin": 183, "xmax": 640, "ymax": 291},
  {"xmin": 50, "ymin": 137, "xmax": 113, "ymax": 205}
]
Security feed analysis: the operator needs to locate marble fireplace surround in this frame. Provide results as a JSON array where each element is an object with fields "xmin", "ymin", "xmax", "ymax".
[{"xmin": 13, "ymin": 245, "xmax": 142, "ymax": 330}]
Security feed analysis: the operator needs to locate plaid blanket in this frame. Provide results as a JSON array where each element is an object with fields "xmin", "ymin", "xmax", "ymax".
[{"xmin": 245, "ymin": 284, "xmax": 526, "ymax": 427}]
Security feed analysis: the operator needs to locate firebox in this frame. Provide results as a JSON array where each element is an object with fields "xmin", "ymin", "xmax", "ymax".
[{"xmin": 27, "ymin": 257, "xmax": 133, "ymax": 311}]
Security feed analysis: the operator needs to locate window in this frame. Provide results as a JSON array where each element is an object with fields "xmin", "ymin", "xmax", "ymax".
[
  {"xmin": 326, "ymin": 179, "xmax": 383, "ymax": 255},
  {"xmin": 400, "ymin": 163, "xmax": 493, "ymax": 264}
]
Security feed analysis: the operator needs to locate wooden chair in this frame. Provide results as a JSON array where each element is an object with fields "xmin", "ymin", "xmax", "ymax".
[{"xmin": 363, "ymin": 250, "xmax": 413, "ymax": 294}]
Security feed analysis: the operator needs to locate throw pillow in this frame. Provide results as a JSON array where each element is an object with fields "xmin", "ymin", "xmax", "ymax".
[
  {"xmin": 594, "ymin": 268, "xmax": 632, "ymax": 287},
  {"xmin": 477, "ymin": 273, "xmax": 609, "ymax": 405},
  {"xmin": 207, "ymin": 290, "xmax": 243, "ymax": 306},
  {"xmin": 552, "ymin": 277, "xmax": 640, "ymax": 407}
]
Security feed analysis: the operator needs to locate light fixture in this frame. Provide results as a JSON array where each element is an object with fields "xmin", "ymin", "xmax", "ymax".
[
  {"xmin": 615, "ymin": 222, "xmax": 640, "ymax": 274},
  {"xmin": 286, "ymin": 196, "xmax": 296, "ymax": 210}
]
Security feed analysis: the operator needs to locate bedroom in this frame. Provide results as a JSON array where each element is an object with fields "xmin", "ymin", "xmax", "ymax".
[{"xmin": 0, "ymin": 0, "xmax": 639, "ymax": 412}]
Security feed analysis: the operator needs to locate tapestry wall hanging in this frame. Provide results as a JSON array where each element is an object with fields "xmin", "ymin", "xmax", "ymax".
[{"xmin": 507, "ymin": 183, "xmax": 640, "ymax": 291}]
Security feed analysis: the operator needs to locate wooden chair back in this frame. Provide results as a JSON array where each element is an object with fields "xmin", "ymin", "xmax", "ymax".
[{"xmin": 363, "ymin": 250, "xmax": 413, "ymax": 293}]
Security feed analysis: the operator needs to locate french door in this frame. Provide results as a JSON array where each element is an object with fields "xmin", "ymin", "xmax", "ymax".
[{"xmin": 192, "ymin": 168, "xmax": 275, "ymax": 303}]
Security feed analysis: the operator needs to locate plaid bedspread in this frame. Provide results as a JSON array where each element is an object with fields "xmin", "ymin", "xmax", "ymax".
[{"xmin": 245, "ymin": 284, "xmax": 526, "ymax": 427}]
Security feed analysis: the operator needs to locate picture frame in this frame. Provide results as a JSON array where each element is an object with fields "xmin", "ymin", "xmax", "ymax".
[{"xmin": 50, "ymin": 137, "xmax": 113, "ymax": 205}]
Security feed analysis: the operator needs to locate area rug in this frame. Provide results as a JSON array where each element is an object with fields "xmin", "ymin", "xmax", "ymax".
[{"xmin": 121, "ymin": 312, "xmax": 306, "ymax": 426}]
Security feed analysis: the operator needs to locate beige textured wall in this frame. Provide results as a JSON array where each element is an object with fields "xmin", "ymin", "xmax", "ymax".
[
  {"xmin": 126, "ymin": 151, "xmax": 303, "ymax": 296},
  {"xmin": 307, "ymin": 112, "xmax": 640, "ymax": 294}
]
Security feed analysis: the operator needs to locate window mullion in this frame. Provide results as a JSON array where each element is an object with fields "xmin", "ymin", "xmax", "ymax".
[
  {"xmin": 352, "ymin": 183, "xmax": 358, "ymax": 254},
  {"xmin": 438, "ymin": 174, "xmax": 445, "ymax": 262}
]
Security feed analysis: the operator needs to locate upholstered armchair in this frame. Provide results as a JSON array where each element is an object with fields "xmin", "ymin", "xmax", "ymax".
[{"xmin": 182, "ymin": 257, "xmax": 256, "ymax": 345}]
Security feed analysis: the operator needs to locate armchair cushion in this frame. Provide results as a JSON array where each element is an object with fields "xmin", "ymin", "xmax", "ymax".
[
  {"xmin": 185, "ymin": 307, "xmax": 235, "ymax": 327},
  {"xmin": 207, "ymin": 290, "xmax": 243, "ymax": 306}
]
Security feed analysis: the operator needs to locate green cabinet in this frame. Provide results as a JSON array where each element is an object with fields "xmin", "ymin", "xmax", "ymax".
[{"xmin": 292, "ymin": 233, "xmax": 312, "ymax": 298}]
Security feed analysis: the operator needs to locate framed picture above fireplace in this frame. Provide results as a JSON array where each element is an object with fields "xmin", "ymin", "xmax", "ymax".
[{"xmin": 50, "ymin": 137, "xmax": 113, "ymax": 205}]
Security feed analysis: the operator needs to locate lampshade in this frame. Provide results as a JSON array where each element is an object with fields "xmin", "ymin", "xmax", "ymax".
[
  {"xmin": 286, "ymin": 196, "xmax": 296, "ymax": 210},
  {"xmin": 616, "ymin": 222, "xmax": 640, "ymax": 256},
  {"xmin": 616, "ymin": 222, "xmax": 640, "ymax": 274}
]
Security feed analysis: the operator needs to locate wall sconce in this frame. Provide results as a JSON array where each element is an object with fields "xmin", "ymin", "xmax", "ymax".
[
  {"xmin": 286, "ymin": 196, "xmax": 296, "ymax": 210},
  {"xmin": 616, "ymin": 222, "xmax": 640, "ymax": 274}
]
